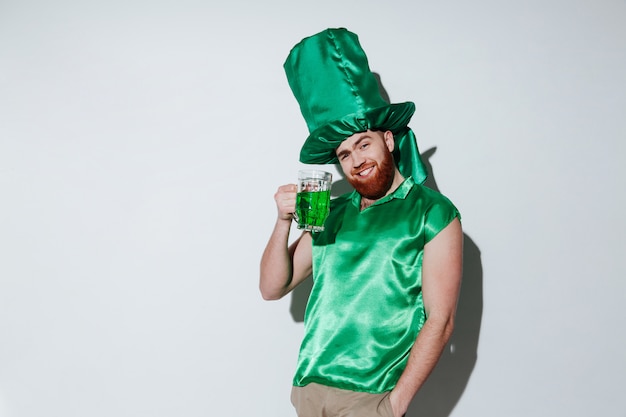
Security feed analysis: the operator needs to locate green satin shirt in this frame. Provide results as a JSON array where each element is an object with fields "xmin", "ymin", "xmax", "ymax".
[{"xmin": 293, "ymin": 177, "xmax": 460, "ymax": 393}]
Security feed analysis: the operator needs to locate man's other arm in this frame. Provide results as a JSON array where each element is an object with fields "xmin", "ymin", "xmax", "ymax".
[{"xmin": 389, "ymin": 217, "xmax": 463, "ymax": 416}]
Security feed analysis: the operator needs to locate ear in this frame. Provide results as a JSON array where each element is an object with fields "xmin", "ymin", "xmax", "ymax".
[{"xmin": 383, "ymin": 130, "xmax": 395, "ymax": 152}]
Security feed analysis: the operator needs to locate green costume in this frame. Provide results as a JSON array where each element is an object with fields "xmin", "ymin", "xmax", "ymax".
[
  {"xmin": 293, "ymin": 177, "xmax": 459, "ymax": 393},
  {"xmin": 284, "ymin": 28, "xmax": 461, "ymax": 395}
]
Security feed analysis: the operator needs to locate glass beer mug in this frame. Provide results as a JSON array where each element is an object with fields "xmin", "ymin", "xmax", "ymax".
[{"xmin": 294, "ymin": 170, "xmax": 332, "ymax": 232}]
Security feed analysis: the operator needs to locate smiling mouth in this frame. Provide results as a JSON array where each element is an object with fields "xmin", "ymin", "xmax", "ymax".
[{"xmin": 355, "ymin": 164, "xmax": 375, "ymax": 178}]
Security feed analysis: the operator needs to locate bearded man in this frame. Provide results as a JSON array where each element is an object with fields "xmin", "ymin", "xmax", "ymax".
[{"xmin": 260, "ymin": 28, "xmax": 463, "ymax": 417}]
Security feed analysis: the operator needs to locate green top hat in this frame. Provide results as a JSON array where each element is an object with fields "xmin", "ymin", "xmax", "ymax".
[{"xmin": 284, "ymin": 27, "xmax": 428, "ymax": 183}]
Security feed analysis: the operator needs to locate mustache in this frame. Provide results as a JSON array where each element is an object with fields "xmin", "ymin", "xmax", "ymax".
[{"xmin": 350, "ymin": 162, "xmax": 376, "ymax": 177}]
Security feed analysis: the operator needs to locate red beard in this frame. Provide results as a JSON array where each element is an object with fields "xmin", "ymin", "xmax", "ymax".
[{"xmin": 347, "ymin": 149, "xmax": 395, "ymax": 200}]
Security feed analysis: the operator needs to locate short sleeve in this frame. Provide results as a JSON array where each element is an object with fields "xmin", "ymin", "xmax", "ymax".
[{"xmin": 423, "ymin": 193, "xmax": 461, "ymax": 243}]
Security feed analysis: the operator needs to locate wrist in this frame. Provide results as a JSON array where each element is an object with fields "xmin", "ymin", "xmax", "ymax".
[
  {"xmin": 277, "ymin": 214, "xmax": 294, "ymax": 223},
  {"xmin": 389, "ymin": 390, "xmax": 409, "ymax": 417},
  {"xmin": 274, "ymin": 215, "xmax": 295, "ymax": 233}
]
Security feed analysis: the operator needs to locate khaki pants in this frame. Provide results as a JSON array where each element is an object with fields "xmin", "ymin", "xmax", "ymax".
[{"xmin": 291, "ymin": 383, "xmax": 394, "ymax": 417}]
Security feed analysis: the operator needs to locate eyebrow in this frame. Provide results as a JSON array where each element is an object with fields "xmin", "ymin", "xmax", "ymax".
[
  {"xmin": 352, "ymin": 136, "xmax": 368, "ymax": 148},
  {"xmin": 336, "ymin": 135, "xmax": 370, "ymax": 158}
]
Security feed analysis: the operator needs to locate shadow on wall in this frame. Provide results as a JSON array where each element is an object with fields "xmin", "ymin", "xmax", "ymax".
[
  {"xmin": 289, "ymin": 147, "xmax": 484, "ymax": 417},
  {"xmin": 289, "ymin": 73, "xmax": 483, "ymax": 417}
]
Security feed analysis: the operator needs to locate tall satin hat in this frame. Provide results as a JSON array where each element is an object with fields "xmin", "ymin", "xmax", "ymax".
[{"xmin": 284, "ymin": 27, "xmax": 428, "ymax": 183}]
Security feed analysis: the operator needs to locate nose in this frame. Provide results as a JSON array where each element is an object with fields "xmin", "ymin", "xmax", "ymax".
[{"xmin": 352, "ymin": 152, "xmax": 365, "ymax": 168}]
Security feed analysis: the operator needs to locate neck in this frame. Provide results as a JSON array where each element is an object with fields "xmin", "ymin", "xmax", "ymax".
[{"xmin": 359, "ymin": 169, "xmax": 404, "ymax": 210}]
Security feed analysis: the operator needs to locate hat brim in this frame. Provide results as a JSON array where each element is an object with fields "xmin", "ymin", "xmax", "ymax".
[{"xmin": 299, "ymin": 102, "xmax": 416, "ymax": 164}]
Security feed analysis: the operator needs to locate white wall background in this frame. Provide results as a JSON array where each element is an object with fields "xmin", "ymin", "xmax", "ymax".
[{"xmin": 1, "ymin": 0, "xmax": 625, "ymax": 416}]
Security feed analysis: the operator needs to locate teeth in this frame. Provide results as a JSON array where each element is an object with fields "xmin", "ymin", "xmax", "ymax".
[{"xmin": 360, "ymin": 167, "xmax": 373, "ymax": 176}]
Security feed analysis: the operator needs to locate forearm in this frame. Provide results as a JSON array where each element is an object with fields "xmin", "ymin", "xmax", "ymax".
[
  {"xmin": 259, "ymin": 218, "xmax": 295, "ymax": 300},
  {"xmin": 390, "ymin": 316, "xmax": 454, "ymax": 415}
]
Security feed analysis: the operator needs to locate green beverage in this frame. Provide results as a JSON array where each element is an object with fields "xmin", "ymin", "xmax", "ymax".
[
  {"xmin": 296, "ymin": 170, "xmax": 332, "ymax": 232},
  {"xmin": 296, "ymin": 189, "xmax": 331, "ymax": 232}
]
